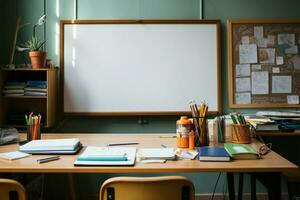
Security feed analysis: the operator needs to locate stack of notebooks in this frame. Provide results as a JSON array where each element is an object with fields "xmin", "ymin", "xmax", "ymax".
[
  {"xmin": 2, "ymin": 82, "xmax": 26, "ymax": 96},
  {"xmin": 25, "ymin": 81, "xmax": 47, "ymax": 96},
  {"xmin": 74, "ymin": 146, "xmax": 136, "ymax": 166},
  {"xmin": 19, "ymin": 138, "xmax": 82, "ymax": 154}
]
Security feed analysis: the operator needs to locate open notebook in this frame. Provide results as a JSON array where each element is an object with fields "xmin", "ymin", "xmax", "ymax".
[{"xmin": 74, "ymin": 146, "xmax": 136, "ymax": 166}]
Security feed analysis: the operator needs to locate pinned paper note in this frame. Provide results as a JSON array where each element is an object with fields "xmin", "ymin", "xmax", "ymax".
[
  {"xmin": 278, "ymin": 33, "xmax": 295, "ymax": 46},
  {"xmin": 259, "ymin": 48, "xmax": 275, "ymax": 64},
  {"xmin": 287, "ymin": 95, "xmax": 299, "ymax": 104},
  {"xmin": 254, "ymin": 26, "xmax": 264, "ymax": 39},
  {"xmin": 239, "ymin": 44, "xmax": 258, "ymax": 64},
  {"xmin": 267, "ymin": 35, "xmax": 275, "ymax": 46},
  {"xmin": 290, "ymin": 55, "xmax": 300, "ymax": 70},
  {"xmin": 235, "ymin": 92, "xmax": 251, "ymax": 104},
  {"xmin": 251, "ymin": 64, "xmax": 261, "ymax": 71},
  {"xmin": 251, "ymin": 71, "xmax": 269, "ymax": 94},
  {"xmin": 257, "ymin": 38, "xmax": 268, "ymax": 48},
  {"xmin": 241, "ymin": 36, "xmax": 250, "ymax": 44},
  {"xmin": 272, "ymin": 76, "xmax": 292, "ymax": 93},
  {"xmin": 285, "ymin": 45, "xmax": 298, "ymax": 54},
  {"xmin": 236, "ymin": 64, "xmax": 250, "ymax": 77},
  {"xmin": 276, "ymin": 56, "xmax": 284, "ymax": 65},
  {"xmin": 272, "ymin": 67, "xmax": 280, "ymax": 73},
  {"xmin": 236, "ymin": 77, "xmax": 251, "ymax": 92}
]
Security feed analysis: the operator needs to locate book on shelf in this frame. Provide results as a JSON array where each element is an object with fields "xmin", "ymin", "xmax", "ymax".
[
  {"xmin": 25, "ymin": 87, "xmax": 47, "ymax": 92},
  {"xmin": 24, "ymin": 91, "xmax": 47, "ymax": 96},
  {"xmin": 2, "ymin": 89, "xmax": 25, "ymax": 94},
  {"xmin": 224, "ymin": 143, "xmax": 260, "ymax": 160},
  {"xmin": 246, "ymin": 116, "xmax": 278, "ymax": 131},
  {"xmin": 197, "ymin": 147, "xmax": 230, "ymax": 161},
  {"xmin": 3, "ymin": 93, "xmax": 24, "ymax": 96},
  {"xmin": 26, "ymin": 81, "xmax": 47, "ymax": 87},
  {"xmin": 4, "ymin": 85, "xmax": 26, "ymax": 89}
]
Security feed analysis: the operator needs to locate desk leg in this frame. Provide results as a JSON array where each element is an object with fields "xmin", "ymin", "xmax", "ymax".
[
  {"xmin": 238, "ymin": 173, "xmax": 243, "ymax": 200},
  {"xmin": 68, "ymin": 173, "xmax": 76, "ymax": 200},
  {"xmin": 254, "ymin": 172, "xmax": 281, "ymax": 200},
  {"xmin": 227, "ymin": 172, "xmax": 235, "ymax": 200},
  {"xmin": 250, "ymin": 174, "xmax": 256, "ymax": 200}
]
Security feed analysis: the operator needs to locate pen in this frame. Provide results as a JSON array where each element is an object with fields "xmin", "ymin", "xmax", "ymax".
[
  {"xmin": 159, "ymin": 136, "xmax": 176, "ymax": 138},
  {"xmin": 37, "ymin": 156, "xmax": 60, "ymax": 164},
  {"xmin": 161, "ymin": 144, "xmax": 167, "ymax": 148},
  {"xmin": 107, "ymin": 142, "xmax": 139, "ymax": 146}
]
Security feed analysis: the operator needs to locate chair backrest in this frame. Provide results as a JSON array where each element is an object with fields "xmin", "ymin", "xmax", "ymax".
[
  {"xmin": 0, "ymin": 178, "xmax": 26, "ymax": 200},
  {"xmin": 99, "ymin": 176, "xmax": 195, "ymax": 200}
]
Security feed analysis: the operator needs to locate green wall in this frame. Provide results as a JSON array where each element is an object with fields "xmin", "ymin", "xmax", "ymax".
[{"xmin": 2, "ymin": 0, "xmax": 300, "ymax": 199}]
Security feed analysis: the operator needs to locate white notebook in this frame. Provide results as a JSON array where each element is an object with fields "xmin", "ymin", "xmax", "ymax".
[
  {"xmin": 74, "ymin": 146, "xmax": 136, "ymax": 166},
  {"xmin": 20, "ymin": 138, "xmax": 80, "ymax": 151},
  {"xmin": 137, "ymin": 148, "xmax": 175, "ymax": 160},
  {"xmin": 0, "ymin": 151, "xmax": 31, "ymax": 161}
]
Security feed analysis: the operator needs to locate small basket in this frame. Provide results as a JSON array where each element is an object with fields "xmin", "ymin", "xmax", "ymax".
[{"xmin": 231, "ymin": 124, "xmax": 251, "ymax": 144}]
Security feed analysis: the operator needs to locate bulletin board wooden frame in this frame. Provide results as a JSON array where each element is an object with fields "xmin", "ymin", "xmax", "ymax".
[{"xmin": 228, "ymin": 20, "xmax": 300, "ymax": 108}]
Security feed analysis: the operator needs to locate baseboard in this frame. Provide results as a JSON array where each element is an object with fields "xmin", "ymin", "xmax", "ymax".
[{"xmin": 195, "ymin": 192, "xmax": 289, "ymax": 200}]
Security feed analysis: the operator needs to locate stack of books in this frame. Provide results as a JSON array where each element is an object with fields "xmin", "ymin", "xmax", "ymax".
[
  {"xmin": 19, "ymin": 138, "xmax": 82, "ymax": 154},
  {"xmin": 246, "ymin": 116, "xmax": 279, "ymax": 131},
  {"xmin": 24, "ymin": 81, "xmax": 47, "ymax": 96},
  {"xmin": 2, "ymin": 82, "xmax": 26, "ymax": 96}
]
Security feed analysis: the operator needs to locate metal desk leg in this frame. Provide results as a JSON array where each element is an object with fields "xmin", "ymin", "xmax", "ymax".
[
  {"xmin": 68, "ymin": 173, "xmax": 76, "ymax": 200},
  {"xmin": 238, "ymin": 173, "xmax": 244, "ymax": 200},
  {"xmin": 227, "ymin": 172, "xmax": 235, "ymax": 200},
  {"xmin": 250, "ymin": 174, "xmax": 256, "ymax": 200},
  {"xmin": 254, "ymin": 172, "xmax": 282, "ymax": 200}
]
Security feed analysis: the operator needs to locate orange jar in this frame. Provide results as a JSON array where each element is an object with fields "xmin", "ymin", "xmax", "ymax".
[{"xmin": 176, "ymin": 116, "xmax": 192, "ymax": 148}]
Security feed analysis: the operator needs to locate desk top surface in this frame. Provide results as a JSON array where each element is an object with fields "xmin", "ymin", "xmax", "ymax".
[{"xmin": 0, "ymin": 133, "xmax": 298, "ymax": 173}]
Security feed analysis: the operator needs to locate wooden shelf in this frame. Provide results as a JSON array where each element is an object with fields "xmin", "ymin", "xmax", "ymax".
[{"xmin": 0, "ymin": 68, "xmax": 57, "ymax": 128}]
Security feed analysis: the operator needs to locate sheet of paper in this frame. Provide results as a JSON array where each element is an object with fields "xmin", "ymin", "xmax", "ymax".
[
  {"xmin": 287, "ymin": 95, "xmax": 299, "ymax": 104},
  {"xmin": 267, "ymin": 35, "xmax": 275, "ymax": 46},
  {"xmin": 285, "ymin": 45, "xmax": 298, "ymax": 54},
  {"xmin": 259, "ymin": 48, "xmax": 275, "ymax": 64},
  {"xmin": 251, "ymin": 71, "xmax": 269, "ymax": 94},
  {"xmin": 291, "ymin": 55, "xmax": 300, "ymax": 70},
  {"xmin": 235, "ymin": 92, "xmax": 251, "ymax": 104},
  {"xmin": 0, "ymin": 151, "xmax": 31, "ymax": 160},
  {"xmin": 272, "ymin": 67, "xmax": 280, "ymax": 73},
  {"xmin": 251, "ymin": 64, "xmax": 261, "ymax": 71},
  {"xmin": 236, "ymin": 77, "xmax": 251, "ymax": 92},
  {"xmin": 276, "ymin": 56, "xmax": 284, "ymax": 65},
  {"xmin": 254, "ymin": 26, "xmax": 264, "ymax": 39},
  {"xmin": 278, "ymin": 33, "xmax": 295, "ymax": 46},
  {"xmin": 272, "ymin": 76, "xmax": 292, "ymax": 93},
  {"xmin": 236, "ymin": 64, "xmax": 250, "ymax": 77},
  {"xmin": 241, "ymin": 36, "xmax": 250, "ymax": 44},
  {"xmin": 239, "ymin": 44, "xmax": 258, "ymax": 64},
  {"xmin": 257, "ymin": 38, "xmax": 267, "ymax": 48}
]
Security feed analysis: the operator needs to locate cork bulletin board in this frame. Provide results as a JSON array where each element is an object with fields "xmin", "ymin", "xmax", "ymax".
[{"xmin": 228, "ymin": 20, "xmax": 300, "ymax": 108}]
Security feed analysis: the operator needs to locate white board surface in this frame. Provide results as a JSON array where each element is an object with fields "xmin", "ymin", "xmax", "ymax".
[{"xmin": 62, "ymin": 21, "xmax": 220, "ymax": 114}]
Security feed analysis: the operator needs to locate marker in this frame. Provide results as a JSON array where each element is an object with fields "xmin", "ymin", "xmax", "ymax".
[
  {"xmin": 107, "ymin": 142, "xmax": 139, "ymax": 146},
  {"xmin": 37, "ymin": 156, "xmax": 60, "ymax": 164}
]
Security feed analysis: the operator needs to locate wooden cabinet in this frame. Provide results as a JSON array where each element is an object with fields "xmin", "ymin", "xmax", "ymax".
[{"xmin": 0, "ymin": 68, "xmax": 58, "ymax": 128}]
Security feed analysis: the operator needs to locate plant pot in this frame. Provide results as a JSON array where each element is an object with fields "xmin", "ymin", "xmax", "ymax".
[{"xmin": 29, "ymin": 51, "xmax": 47, "ymax": 69}]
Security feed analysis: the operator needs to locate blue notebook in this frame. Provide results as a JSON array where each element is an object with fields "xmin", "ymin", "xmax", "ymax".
[{"xmin": 198, "ymin": 147, "xmax": 230, "ymax": 162}]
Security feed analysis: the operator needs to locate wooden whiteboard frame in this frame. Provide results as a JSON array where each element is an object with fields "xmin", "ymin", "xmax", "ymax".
[
  {"xmin": 228, "ymin": 19, "xmax": 300, "ymax": 108},
  {"xmin": 60, "ymin": 20, "xmax": 221, "ymax": 116}
]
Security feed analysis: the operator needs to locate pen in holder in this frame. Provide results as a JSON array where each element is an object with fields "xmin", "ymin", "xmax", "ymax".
[
  {"xmin": 25, "ymin": 113, "xmax": 42, "ymax": 141},
  {"xmin": 27, "ymin": 124, "xmax": 41, "ymax": 141},
  {"xmin": 231, "ymin": 124, "xmax": 251, "ymax": 144}
]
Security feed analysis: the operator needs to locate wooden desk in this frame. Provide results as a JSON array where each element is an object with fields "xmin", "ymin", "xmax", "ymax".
[
  {"xmin": 0, "ymin": 133, "xmax": 297, "ymax": 173},
  {"xmin": 0, "ymin": 133, "xmax": 298, "ymax": 200}
]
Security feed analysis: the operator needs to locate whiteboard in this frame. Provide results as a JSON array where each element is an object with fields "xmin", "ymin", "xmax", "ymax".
[{"xmin": 62, "ymin": 20, "xmax": 221, "ymax": 115}]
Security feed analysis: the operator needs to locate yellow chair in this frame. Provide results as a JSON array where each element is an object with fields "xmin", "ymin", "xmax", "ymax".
[
  {"xmin": 0, "ymin": 178, "xmax": 26, "ymax": 200},
  {"xmin": 99, "ymin": 176, "xmax": 195, "ymax": 200}
]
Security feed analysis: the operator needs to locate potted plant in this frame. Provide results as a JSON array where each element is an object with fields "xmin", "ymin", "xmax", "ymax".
[{"xmin": 23, "ymin": 36, "xmax": 46, "ymax": 69}]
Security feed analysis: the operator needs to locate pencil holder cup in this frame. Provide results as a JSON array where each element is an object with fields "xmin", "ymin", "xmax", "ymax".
[
  {"xmin": 231, "ymin": 124, "xmax": 251, "ymax": 144},
  {"xmin": 27, "ymin": 124, "xmax": 41, "ymax": 141},
  {"xmin": 197, "ymin": 117, "xmax": 209, "ymax": 146}
]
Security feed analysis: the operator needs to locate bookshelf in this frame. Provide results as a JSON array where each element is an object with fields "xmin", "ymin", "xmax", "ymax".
[{"xmin": 0, "ymin": 68, "xmax": 58, "ymax": 128}]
